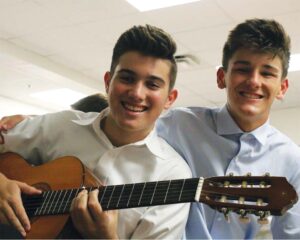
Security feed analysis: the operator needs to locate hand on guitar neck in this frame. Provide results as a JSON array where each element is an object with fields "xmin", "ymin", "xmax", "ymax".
[{"xmin": 70, "ymin": 189, "xmax": 119, "ymax": 239}]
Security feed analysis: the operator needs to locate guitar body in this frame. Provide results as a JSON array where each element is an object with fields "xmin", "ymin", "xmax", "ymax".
[{"xmin": 0, "ymin": 152, "xmax": 101, "ymax": 239}]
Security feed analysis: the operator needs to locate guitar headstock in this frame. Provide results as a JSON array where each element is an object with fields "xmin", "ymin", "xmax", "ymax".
[{"xmin": 200, "ymin": 174, "xmax": 298, "ymax": 223}]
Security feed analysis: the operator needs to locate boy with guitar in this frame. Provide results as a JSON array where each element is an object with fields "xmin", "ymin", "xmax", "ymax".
[{"xmin": 0, "ymin": 25, "xmax": 192, "ymax": 239}]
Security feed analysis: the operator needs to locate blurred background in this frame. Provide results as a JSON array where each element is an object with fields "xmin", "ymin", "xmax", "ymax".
[{"xmin": 0, "ymin": 0, "xmax": 299, "ymax": 145}]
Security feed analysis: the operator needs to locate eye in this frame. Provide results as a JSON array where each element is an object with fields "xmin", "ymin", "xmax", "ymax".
[
  {"xmin": 146, "ymin": 81, "xmax": 161, "ymax": 90},
  {"xmin": 119, "ymin": 75, "xmax": 134, "ymax": 83},
  {"xmin": 261, "ymin": 71, "xmax": 277, "ymax": 78},
  {"xmin": 235, "ymin": 68, "xmax": 250, "ymax": 73}
]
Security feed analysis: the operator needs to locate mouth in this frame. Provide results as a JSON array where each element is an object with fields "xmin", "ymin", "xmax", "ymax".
[
  {"xmin": 122, "ymin": 102, "xmax": 148, "ymax": 112},
  {"xmin": 239, "ymin": 91, "xmax": 263, "ymax": 100}
]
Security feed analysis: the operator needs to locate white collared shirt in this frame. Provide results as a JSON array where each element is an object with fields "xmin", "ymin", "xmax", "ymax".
[{"xmin": 1, "ymin": 108, "xmax": 192, "ymax": 239}]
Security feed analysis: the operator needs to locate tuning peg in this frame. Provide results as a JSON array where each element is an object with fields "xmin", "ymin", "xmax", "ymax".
[
  {"xmin": 220, "ymin": 195, "xmax": 227, "ymax": 202},
  {"xmin": 238, "ymin": 196, "xmax": 245, "ymax": 204},
  {"xmin": 259, "ymin": 181, "xmax": 266, "ymax": 188},
  {"xmin": 224, "ymin": 181, "xmax": 230, "ymax": 187},
  {"xmin": 257, "ymin": 211, "xmax": 270, "ymax": 225},
  {"xmin": 257, "ymin": 217, "xmax": 269, "ymax": 225},
  {"xmin": 238, "ymin": 209, "xmax": 250, "ymax": 223},
  {"xmin": 239, "ymin": 215, "xmax": 250, "ymax": 223},
  {"xmin": 221, "ymin": 207, "xmax": 230, "ymax": 223},
  {"xmin": 256, "ymin": 198, "xmax": 263, "ymax": 206},
  {"xmin": 242, "ymin": 181, "xmax": 247, "ymax": 188}
]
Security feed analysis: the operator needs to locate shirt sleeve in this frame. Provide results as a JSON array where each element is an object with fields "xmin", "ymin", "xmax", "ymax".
[
  {"xmin": 271, "ymin": 157, "xmax": 300, "ymax": 239},
  {"xmin": 0, "ymin": 115, "xmax": 51, "ymax": 165}
]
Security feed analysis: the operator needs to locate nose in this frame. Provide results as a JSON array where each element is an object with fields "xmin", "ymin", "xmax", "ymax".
[
  {"xmin": 247, "ymin": 70, "xmax": 261, "ymax": 88},
  {"xmin": 128, "ymin": 81, "xmax": 145, "ymax": 101}
]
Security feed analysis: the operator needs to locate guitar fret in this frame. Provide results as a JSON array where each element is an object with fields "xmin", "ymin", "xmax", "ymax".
[
  {"xmin": 137, "ymin": 181, "xmax": 155, "ymax": 206},
  {"xmin": 150, "ymin": 181, "xmax": 158, "ymax": 205},
  {"xmin": 43, "ymin": 191, "xmax": 54, "ymax": 215},
  {"xmin": 127, "ymin": 184, "xmax": 135, "ymax": 207},
  {"xmin": 52, "ymin": 190, "xmax": 62, "ymax": 214},
  {"xmin": 116, "ymin": 184, "xmax": 125, "ymax": 208},
  {"xmin": 57, "ymin": 190, "xmax": 68, "ymax": 214},
  {"xmin": 36, "ymin": 191, "xmax": 49, "ymax": 215},
  {"xmin": 106, "ymin": 185, "xmax": 116, "ymax": 209},
  {"xmin": 164, "ymin": 180, "xmax": 171, "ymax": 203},
  {"xmin": 100, "ymin": 186, "xmax": 107, "ymax": 204},
  {"xmin": 178, "ymin": 179, "xmax": 186, "ymax": 202},
  {"xmin": 138, "ymin": 183, "xmax": 146, "ymax": 206},
  {"xmin": 114, "ymin": 184, "xmax": 133, "ymax": 208}
]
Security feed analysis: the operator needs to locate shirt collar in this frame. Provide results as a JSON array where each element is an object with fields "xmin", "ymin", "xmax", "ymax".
[
  {"xmin": 216, "ymin": 105, "xmax": 273, "ymax": 146},
  {"xmin": 216, "ymin": 105, "xmax": 243, "ymax": 135},
  {"xmin": 72, "ymin": 108, "xmax": 168, "ymax": 159}
]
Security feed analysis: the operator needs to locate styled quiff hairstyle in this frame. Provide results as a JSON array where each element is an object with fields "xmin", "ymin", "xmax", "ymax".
[
  {"xmin": 110, "ymin": 24, "xmax": 177, "ymax": 90},
  {"xmin": 222, "ymin": 18, "xmax": 291, "ymax": 78}
]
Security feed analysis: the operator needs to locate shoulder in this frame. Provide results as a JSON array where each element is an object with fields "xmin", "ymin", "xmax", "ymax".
[
  {"xmin": 29, "ymin": 110, "xmax": 98, "ymax": 125},
  {"xmin": 158, "ymin": 106, "xmax": 217, "ymax": 124},
  {"xmin": 269, "ymin": 127, "xmax": 300, "ymax": 154},
  {"xmin": 268, "ymin": 126, "xmax": 300, "ymax": 171},
  {"xmin": 153, "ymin": 135, "xmax": 192, "ymax": 178}
]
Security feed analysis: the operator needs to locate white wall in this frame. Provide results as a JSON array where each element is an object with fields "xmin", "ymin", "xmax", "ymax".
[
  {"xmin": 270, "ymin": 107, "xmax": 300, "ymax": 145},
  {"xmin": 0, "ymin": 96, "xmax": 50, "ymax": 118}
]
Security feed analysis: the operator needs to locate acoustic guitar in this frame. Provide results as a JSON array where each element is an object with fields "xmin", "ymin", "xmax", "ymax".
[{"xmin": 0, "ymin": 152, "xmax": 298, "ymax": 239}]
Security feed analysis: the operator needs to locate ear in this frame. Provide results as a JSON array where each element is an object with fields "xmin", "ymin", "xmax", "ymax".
[
  {"xmin": 276, "ymin": 78, "xmax": 289, "ymax": 100},
  {"xmin": 163, "ymin": 89, "xmax": 178, "ymax": 110},
  {"xmin": 217, "ymin": 67, "xmax": 226, "ymax": 89},
  {"xmin": 104, "ymin": 71, "xmax": 111, "ymax": 94}
]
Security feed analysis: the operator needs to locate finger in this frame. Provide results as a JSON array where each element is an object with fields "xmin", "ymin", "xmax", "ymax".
[
  {"xmin": 7, "ymin": 191, "xmax": 31, "ymax": 233},
  {"xmin": 71, "ymin": 190, "xmax": 93, "ymax": 227},
  {"xmin": 87, "ymin": 189, "xmax": 102, "ymax": 221},
  {"xmin": 17, "ymin": 181, "xmax": 42, "ymax": 195},
  {"xmin": 2, "ymin": 202, "xmax": 27, "ymax": 237}
]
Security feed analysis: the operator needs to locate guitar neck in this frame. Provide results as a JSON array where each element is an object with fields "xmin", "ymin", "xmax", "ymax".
[{"xmin": 23, "ymin": 178, "xmax": 202, "ymax": 217}]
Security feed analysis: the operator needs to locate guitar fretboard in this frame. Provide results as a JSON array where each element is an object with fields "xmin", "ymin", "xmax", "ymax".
[{"xmin": 22, "ymin": 178, "xmax": 200, "ymax": 217}]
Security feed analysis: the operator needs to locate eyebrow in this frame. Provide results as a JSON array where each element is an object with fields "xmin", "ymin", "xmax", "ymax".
[
  {"xmin": 233, "ymin": 61, "xmax": 280, "ymax": 73},
  {"xmin": 117, "ymin": 69, "xmax": 166, "ymax": 83}
]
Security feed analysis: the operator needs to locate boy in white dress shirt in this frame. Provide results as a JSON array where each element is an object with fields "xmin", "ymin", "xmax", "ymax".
[{"xmin": 0, "ymin": 25, "xmax": 191, "ymax": 239}]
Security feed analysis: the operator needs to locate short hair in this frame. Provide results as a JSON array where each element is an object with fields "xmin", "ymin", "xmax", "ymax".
[
  {"xmin": 110, "ymin": 24, "xmax": 177, "ymax": 90},
  {"xmin": 71, "ymin": 93, "xmax": 108, "ymax": 113},
  {"xmin": 222, "ymin": 18, "xmax": 291, "ymax": 78}
]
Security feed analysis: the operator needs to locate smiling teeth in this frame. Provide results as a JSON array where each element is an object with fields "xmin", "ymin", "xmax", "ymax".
[
  {"xmin": 124, "ymin": 103, "xmax": 145, "ymax": 112},
  {"xmin": 241, "ymin": 92, "xmax": 262, "ymax": 99}
]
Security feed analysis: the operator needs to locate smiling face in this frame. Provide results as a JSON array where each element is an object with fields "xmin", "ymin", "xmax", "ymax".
[
  {"xmin": 217, "ymin": 48, "xmax": 289, "ymax": 132},
  {"xmin": 103, "ymin": 51, "xmax": 177, "ymax": 145}
]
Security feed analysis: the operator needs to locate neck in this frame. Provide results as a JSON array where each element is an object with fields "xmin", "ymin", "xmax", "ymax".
[
  {"xmin": 101, "ymin": 116, "xmax": 152, "ymax": 147},
  {"xmin": 226, "ymin": 105, "xmax": 268, "ymax": 132}
]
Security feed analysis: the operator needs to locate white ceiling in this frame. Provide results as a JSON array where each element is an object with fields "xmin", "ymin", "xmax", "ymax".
[{"xmin": 1, "ymin": 0, "xmax": 300, "ymax": 114}]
